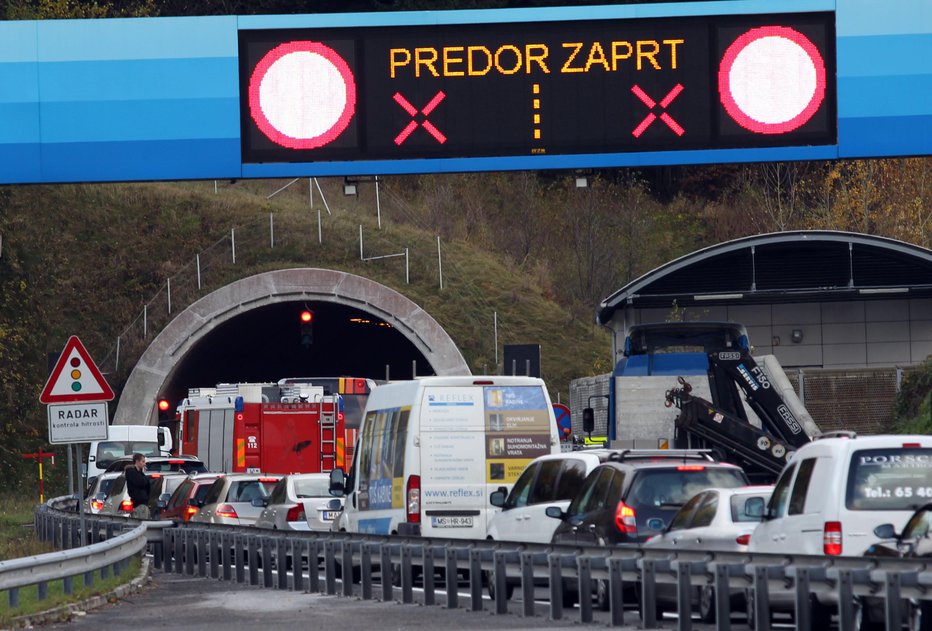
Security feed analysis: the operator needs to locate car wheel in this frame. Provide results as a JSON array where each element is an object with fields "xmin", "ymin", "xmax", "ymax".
[
  {"xmin": 810, "ymin": 596, "xmax": 833, "ymax": 628},
  {"xmin": 908, "ymin": 598, "xmax": 932, "ymax": 631},
  {"xmin": 484, "ymin": 569, "xmax": 514, "ymax": 601},
  {"xmin": 853, "ymin": 596, "xmax": 882, "ymax": 631},
  {"xmin": 698, "ymin": 585, "xmax": 716, "ymax": 623}
]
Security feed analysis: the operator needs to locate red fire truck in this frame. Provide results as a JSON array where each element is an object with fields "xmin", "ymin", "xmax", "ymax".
[{"xmin": 176, "ymin": 378, "xmax": 369, "ymax": 474}]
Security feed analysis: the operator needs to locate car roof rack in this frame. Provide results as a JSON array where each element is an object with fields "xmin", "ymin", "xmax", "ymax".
[
  {"xmin": 815, "ymin": 430, "xmax": 858, "ymax": 440},
  {"xmin": 606, "ymin": 449, "xmax": 716, "ymax": 462}
]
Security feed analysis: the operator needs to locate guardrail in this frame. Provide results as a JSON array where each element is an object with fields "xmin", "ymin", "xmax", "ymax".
[
  {"xmin": 35, "ymin": 498, "xmax": 932, "ymax": 631},
  {"xmin": 2, "ymin": 503, "xmax": 165, "ymax": 612}
]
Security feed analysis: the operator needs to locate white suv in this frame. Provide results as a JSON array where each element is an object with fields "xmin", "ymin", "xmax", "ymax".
[{"xmin": 749, "ymin": 432, "xmax": 932, "ymax": 624}]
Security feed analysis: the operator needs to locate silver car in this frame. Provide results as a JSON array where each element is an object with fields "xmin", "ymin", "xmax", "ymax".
[
  {"xmin": 643, "ymin": 485, "xmax": 774, "ymax": 622},
  {"xmin": 254, "ymin": 473, "xmax": 343, "ymax": 531},
  {"xmin": 190, "ymin": 473, "xmax": 282, "ymax": 526},
  {"xmin": 99, "ymin": 471, "xmax": 188, "ymax": 518},
  {"xmin": 84, "ymin": 471, "xmax": 122, "ymax": 514}
]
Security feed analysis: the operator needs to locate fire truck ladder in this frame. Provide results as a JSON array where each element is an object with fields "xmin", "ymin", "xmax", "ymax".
[{"xmin": 319, "ymin": 396, "xmax": 337, "ymax": 472}]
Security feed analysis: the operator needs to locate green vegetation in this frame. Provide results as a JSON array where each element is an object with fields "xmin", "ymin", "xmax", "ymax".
[
  {"xmin": 894, "ymin": 358, "xmax": 932, "ymax": 434},
  {"xmin": 0, "ymin": 553, "xmax": 141, "ymax": 627},
  {"xmin": 0, "ymin": 497, "xmax": 50, "ymax": 562}
]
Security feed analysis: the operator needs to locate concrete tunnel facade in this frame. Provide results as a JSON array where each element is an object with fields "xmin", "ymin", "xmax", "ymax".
[{"xmin": 112, "ymin": 268, "xmax": 471, "ymax": 425}]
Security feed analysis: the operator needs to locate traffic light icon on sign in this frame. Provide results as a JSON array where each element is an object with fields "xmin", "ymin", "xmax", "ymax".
[{"xmin": 300, "ymin": 310, "xmax": 314, "ymax": 348}]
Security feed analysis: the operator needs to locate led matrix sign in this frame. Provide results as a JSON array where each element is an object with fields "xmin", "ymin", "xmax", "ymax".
[{"xmin": 239, "ymin": 12, "xmax": 835, "ymax": 164}]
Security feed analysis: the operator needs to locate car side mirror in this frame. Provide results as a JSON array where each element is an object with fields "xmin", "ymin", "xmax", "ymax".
[
  {"xmin": 490, "ymin": 487, "xmax": 507, "ymax": 508},
  {"xmin": 156, "ymin": 498, "xmax": 169, "ymax": 509},
  {"xmin": 329, "ymin": 468, "xmax": 346, "ymax": 497},
  {"xmin": 873, "ymin": 523, "xmax": 897, "ymax": 540},
  {"xmin": 545, "ymin": 506, "xmax": 565, "ymax": 520},
  {"xmin": 582, "ymin": 408, "xmax": 595, "ymax": 434},
  {"xmin": 250, "ymin": 497, "xmax": 268, "ymax": 508}
]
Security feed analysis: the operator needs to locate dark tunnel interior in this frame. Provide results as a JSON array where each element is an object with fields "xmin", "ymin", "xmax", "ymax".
[{"xmin": 161, "ymin": 301, "xmax": 433, "ymax": 405}]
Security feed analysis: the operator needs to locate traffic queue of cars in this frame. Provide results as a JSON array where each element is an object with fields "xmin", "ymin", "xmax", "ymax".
[{"xmin": 82, "ymin": 457, "xmax": 343, "ymax": 531}]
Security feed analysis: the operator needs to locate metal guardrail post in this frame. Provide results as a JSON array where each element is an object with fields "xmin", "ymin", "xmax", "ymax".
[
  {"xmin": 836, "ymin": 569, "xmax": 855, "ymax": 631},
  {"xmin": 174, "ymin": 528, "xmax": 184, "ymax": 574},
  {"xmin": 292, "ymin": 539, "xmax": 305, "ymax": 592},
  {"xmin": 494, "ymin": 551, "xmax": 508, "ymax": 615},
  {"xmin": 360, "ymin": 543, "xmax": 373, "ymax": 600},
  {"xmin": 248, "ymin": 536, "xmax": 259, "ymax": 586},
  {"xmin": 794, "ymin": 566, "xmax": 811, "ymax": 631},
  {"xmin": 886, "ymin": 571, "xmax": 905, "ymax": 629},
  {"xmin": 577, "ymin": 556, "xmax": 593, "ymax": 624},
  {"xmin": 444, "ymin": 547, "xmax": 457, "ymax": 609},
  {"xmin": 423, "ymin": 546, "xmax": 435, "ymax": 606},
  {"xmin": 714, "ymin": 563, "xmax": 731, "ymax": 631},
  {"xmin": 37, "ymin": 580, "xmax": 48, "ymax": 601},
  {"xmin": 521, "ymin": 552, "xmax": 535, "ymax": 618},
  {"xmin": 308, "ymin": 539, "xmax": 321, "ymax": 594},
  {"xmin": 184, "ymin": 529, "xmax": 195, "ymax": 576},
  {"xmin": 235, "ymin": 534, "xmax": 245, "ymax": 584},
  {"xmin": 549, "ymin": 553, "xmax": 564, "ymax": 621},
  {"xmin": 209, "ymin": 531, "xmax": 219, "ymax": 579},
  {"xmin": 401, "ymin": 544, "xmax": 414, "ymax": 604},
  {"xmin": 675, "ymin": 561, "xmax": 693, "ymax": 631},
  {"xmin": 84, "ymin": 568, "xmax": 94, "ymax": 588},
  {"xmin": 341, "ymin": 540, "xmax": 353, "ymax": 597},
  {"xmin": 753, "ymin": 565, "xmax": 773, "ymax": 631},
  {"xmin": 262, "ymin": 537, "xmax": 274, "ymax": 588},
  {"xmin": 63, "ymin": 575, "xmax": 73, "ymax": 595},
  {"xmin": 8, "ymin": 586, "xmax": 19, "ymax": 608},
  {"xmin": 324, "ymin": 540, "xmax": 337, "ymax": 595},
  {"xmin": 469, "ymin": 548, "xmax": 483, "ymax": 612},
  {"xmin": 381, "ymin": 544, "xmax": 393, "ymax": 602},
  {"xmin": 609, "ymin": 557, "xmax": 625, "ymax": 627},
  {"xmin": 641, "ymin": 558, "xmax": 659, "ymax": 629},
  {"xmin": 221, "ymin": 533, "xmax": 232, "ymax": 582},
  {"xmin": 197, "ymin": 530, "xmax": 208, "ymax": 577},
  {"xmin": 278, "ymin": 537, "xmax": 289, "ymax": 591}
]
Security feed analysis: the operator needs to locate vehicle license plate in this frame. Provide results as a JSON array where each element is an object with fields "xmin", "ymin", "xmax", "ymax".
[
  {"xmin": 322, "ymin": 510, "xmax": 340, "ymax": 521},
  {"xmin": 431, "ymin": 516, "xmax": 473, "ymax": 528}
]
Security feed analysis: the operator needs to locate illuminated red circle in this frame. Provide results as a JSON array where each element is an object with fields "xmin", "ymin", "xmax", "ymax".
[
  {"xmin": 718, "ymin": 26, "xmax": 826, "ymax": 135},
  {"xmin": 248, "ymin": 41, "xmax": 356, "ymax": 150},
  {"xmin": 300, "ymin": 310, "xmax": 313, "ymax": 323},
  {"xmin": 158, "ymin": 399, "xmax": 170, "ymax": 412}
]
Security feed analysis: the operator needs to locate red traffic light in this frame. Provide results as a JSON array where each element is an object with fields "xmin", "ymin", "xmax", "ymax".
[
  {"xmin": 300, "ymin": 310, "xmax": 313, "ymax": 323},
  {"xmin": 157, "ymin": 399, "xmax": 170, "ymax": 412}
]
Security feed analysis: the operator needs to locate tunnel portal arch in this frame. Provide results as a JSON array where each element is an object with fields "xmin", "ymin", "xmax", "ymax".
[{"xmin": 113, "ymin": 268, "xmax": 470, "ymax": 425}]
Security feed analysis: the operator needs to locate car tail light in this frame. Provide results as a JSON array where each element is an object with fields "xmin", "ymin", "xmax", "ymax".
[
  {"xmin": 903, "ymin": 443, "xmax": 921, "ymax": 448},
  {"xmin": 91, "ymin": 499, "xmax": 104, "ymax": 512},
  {"xmin": 406, "ymin": 475, "xmax": 421, "ymax": 523},
  {"xmin": 736, "ymin": 534, "xmax": 751, "ymax": 546},
  {"xmin": 824, "ymin": 521, "xmax": 842, "ymax": 555},
  {"xmin": 183, "ymin": 506, "xmax": 199, "ymax": 521},
  {"xmin": 286, "ymin": 505, "xmax": 306, "ymax": 522},
  {"xmin": 119, "ymin": 499, "xmax": 134, "ymax": 513},
  {"xmin": 259, "ymin": 477, "xmax": 279, "ymax": 483},
  {"xmin": 614, "ymin": 501, "xmax": 637, "ymax": 534},
  {"xmin": 169, "ymin": 459, "xmax": 185, "ymax": 464},
  {"xmin": 676, "ymin": 465, "xmax": 705, "ymax": 471},
  {"xmin": 216, "ymin": 504, "xmax": 238, "ymax": 519}
]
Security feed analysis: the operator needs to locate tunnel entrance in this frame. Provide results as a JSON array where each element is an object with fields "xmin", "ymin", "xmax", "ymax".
[
  {"xmin": 113, "ymin": 268, "xmax": 470, "ymax": 425},
  {"xmin": 168, "ymin": 300, "xmax": 431, "ymax": 403}
]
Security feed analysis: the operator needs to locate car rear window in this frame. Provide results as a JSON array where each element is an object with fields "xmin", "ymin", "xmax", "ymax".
[
  {"xmin": 228, "ymin": 480, "xmax": 275, "ymax": 503},
  {"xmin": 847, "ymin": 448, "xmax": 932, "ymax": 511},
  {"xmin": 96, "ymin": 441, "xmax": 160, "ymax": 468},
  {"xmin": 294, "ymin": 477, "xmax": 331, "ymax": 498},
  {"xmin": 628, "ymin": 467, "xmax": 747, "ymax": 507},
  {"xmin": 145, "ymin": 460, "xmax": 207, "ymax": 474}
]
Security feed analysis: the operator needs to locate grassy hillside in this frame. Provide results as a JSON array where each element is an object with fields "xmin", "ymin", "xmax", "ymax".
[{"xmin": 0, "ymin": 177, "xmax": 610, "ymax": 493}]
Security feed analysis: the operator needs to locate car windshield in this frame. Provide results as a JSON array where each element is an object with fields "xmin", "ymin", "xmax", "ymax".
[
  {"xmin": 902, "ymin": 508, "xmax": 932, "ymax": 539},
  {"xmin": 847, "ymin": 448, "xmax": 932, "ymax": 511},
  {"xmin": 294, "ymin": 477, "xmax": 331, "ymax": 498}
]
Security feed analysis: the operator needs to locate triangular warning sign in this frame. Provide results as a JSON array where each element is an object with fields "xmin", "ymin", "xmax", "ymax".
[{"xmin": 40, "ymin": 335, "xmax": 114, "ymax": 404}]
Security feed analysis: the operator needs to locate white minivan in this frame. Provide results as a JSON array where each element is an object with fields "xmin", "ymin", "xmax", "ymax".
[
  {"xmin": 86, "ymin": 424, "xmax": 173, "ymax": 481},
  {"xmin": 749, "ymin": 432, "xmax": 932, "ymax": 624},
  {"xmin": 330, "ymin": 376, "xmax": 561, "ymax": 538}
]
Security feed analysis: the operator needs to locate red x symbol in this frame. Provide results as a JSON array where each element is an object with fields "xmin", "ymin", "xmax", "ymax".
[
  {"xmin": 631, "ymin": 84, "xmax": 685, "ymax": 138},
  {"xmin": 393, "ymin": 91, "xmax": 447, "ymax": 145}
]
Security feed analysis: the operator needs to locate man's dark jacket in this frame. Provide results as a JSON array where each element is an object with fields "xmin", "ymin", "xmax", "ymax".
[{"xmin": 125, "ymin": 465, "xmax": 150, "ymax": 507}]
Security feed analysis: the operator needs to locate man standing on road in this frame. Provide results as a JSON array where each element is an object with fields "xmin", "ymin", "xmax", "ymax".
[{"xmin": 125, "ymin": 453, "xmax": 150, "ymax": 519}]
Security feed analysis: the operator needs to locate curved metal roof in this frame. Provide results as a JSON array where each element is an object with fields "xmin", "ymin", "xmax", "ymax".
[{"xmin": 598, "ymin": 231, "xmax": 932, "ymax": 325}]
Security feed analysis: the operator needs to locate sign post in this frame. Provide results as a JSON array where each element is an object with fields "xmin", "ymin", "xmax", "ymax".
[
  {"xmin": 20, "ymin": 448, "xmax": 55, "ymax": 503},
  {"xmin": 40, "ymin": 336, "xmax": 115, "ymax": 547}
]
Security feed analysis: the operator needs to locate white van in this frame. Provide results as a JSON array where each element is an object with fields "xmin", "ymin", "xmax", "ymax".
[
  {"xmin": 331, "ymin": 376, "xmax": 561, "ymax": 538},
  {"xmin": 86, "ymin": 424, "xmax": 173, "ymax": 481},
  {"xmin": 749, "ymin": 432, "xmax": 932, "ymax": 623}
]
